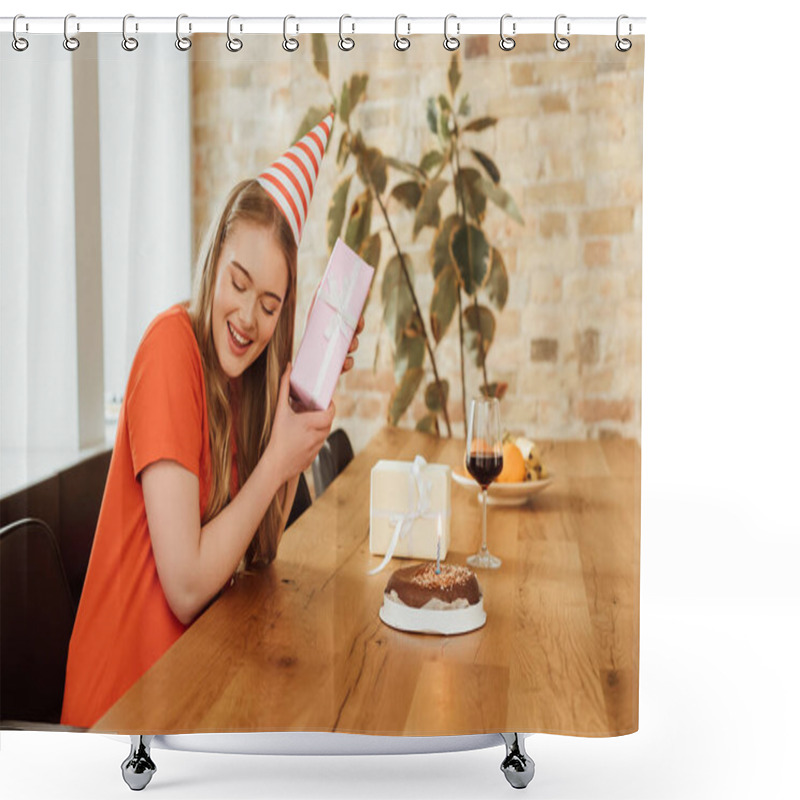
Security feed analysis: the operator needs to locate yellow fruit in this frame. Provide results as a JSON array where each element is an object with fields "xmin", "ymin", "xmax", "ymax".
[{"xmin": 498, "ymin": 442, "xmax": 526, "ymax": 483}]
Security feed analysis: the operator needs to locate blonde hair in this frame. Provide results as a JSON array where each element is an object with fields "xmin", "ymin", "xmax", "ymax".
[{"xmin": 189, "ymin": 179, "xmax": 297, "ymax": 569}]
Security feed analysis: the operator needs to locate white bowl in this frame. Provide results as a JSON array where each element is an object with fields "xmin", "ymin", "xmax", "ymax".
[{"xmin": 452, "ymin": 470, "xmax": 554, "ymax": 506}]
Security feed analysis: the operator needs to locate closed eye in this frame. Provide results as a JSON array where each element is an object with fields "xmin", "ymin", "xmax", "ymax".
[
  {"xmin": 261, "ymin": 304, "xmax": 276, "ymax": 317},
  {"xmin": 231, "ymin": 276, "xmax": 245, "ymax": 292}
]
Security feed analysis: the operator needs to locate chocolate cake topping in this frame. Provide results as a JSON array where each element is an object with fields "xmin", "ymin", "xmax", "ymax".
[{"xmin": 385, "ymin": 563, "xmax": 481, "ymax": 609}]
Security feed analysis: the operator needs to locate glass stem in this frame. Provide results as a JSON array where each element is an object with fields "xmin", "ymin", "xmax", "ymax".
[{"xmin": 481, "ymin": 488, "xmax": 489, "ymax": 555}]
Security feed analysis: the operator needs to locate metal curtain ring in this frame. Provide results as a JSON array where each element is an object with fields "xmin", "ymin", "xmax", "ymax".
[
  {"xmin": 338, "ymin": 15, "xmax": 354, "ymax": 51},
  {"xmin": 175, "ymin": 14, "xmax": 192, "ymax": 51},
  {"xmin": 283, "ymin": 15, "xmax": 299, "ymax": 51},
  {"xmin": 121, "ymin": 14, "xmax": 138, "ymax": 51},
  {"xmin": 394, "ymin": 14, "xmax": 410, "ymax": 51},
  {"xmin": 443, "ymin": 14, "xmax": 460, "ymax": 51},
  {"xmin": 12, "ymin": 14, "xmax": 29, "ymax": 51},
  {"xmin": 553, "ymin": 14, "xmax": 570, "ymax": 51},
  {"xmin": 226, "ymin": 15, "xmax": 243, "ymax": 52},
  {"xmin": 499, "ymin": 14, "xmax": 515, "ymax": 51},
  {"xmin": 615, "ymin": 14, "xmax": 632, "ymax": 52},
  {"xmin": 63, "ymin": 14, "xmax": 80, "ymax": 51}
]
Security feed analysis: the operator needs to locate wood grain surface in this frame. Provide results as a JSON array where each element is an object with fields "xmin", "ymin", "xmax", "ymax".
[{"xmin": 93, "ymin": 427, "xmax": 640, "ymax": 737}]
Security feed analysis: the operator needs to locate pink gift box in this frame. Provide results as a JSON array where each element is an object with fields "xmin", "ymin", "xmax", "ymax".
[{"xmin": 290, "ymin": 238, "xmax": 375, "ymax": 410}]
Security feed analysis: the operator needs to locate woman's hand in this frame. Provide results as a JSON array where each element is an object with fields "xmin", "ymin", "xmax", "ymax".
[
  {"xmin": 341, "ymin": 314, "xmax": 364, "ymax": 374},
  {"xmin": 269, "ymin": 363, "xmax": 334, "ymax": 484}
]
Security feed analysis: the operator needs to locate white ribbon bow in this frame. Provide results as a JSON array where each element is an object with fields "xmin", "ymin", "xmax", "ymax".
[
  {"xmin": 312, "ymin": 271, "xmax": 359, "ymax": 399},
  {"xmin": 368, "ymin": 455, "xmax": 442, "ymax": 575}
]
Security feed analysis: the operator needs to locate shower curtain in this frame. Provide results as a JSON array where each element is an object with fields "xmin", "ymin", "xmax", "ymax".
[{"xmin": 0, "ymin": 18, "xmax": 643, "ymax": 769}]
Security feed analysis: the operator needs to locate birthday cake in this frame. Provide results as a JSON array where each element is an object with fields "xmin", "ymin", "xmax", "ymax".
[{"xmin": 379, "ymin": 563, "xmax": 486, "ymax": 635}]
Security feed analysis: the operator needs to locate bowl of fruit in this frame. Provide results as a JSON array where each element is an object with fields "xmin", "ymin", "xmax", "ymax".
[{"xmin": 453, "ymin": 434, "xmax": 553, "ymax": 506}]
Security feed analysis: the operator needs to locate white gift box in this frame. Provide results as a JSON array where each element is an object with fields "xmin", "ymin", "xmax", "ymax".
[{"xmin": 368, "ymin": 456, "xmax": 451, "ymax": 573}]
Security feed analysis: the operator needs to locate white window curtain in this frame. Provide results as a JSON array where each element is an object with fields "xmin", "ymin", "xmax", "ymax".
[
  {"xmin": 1, "ymin": 34, "xmax": 191, "ymax": 488},
  {"xmin": 97, "ymin": 35, "xmax": 192, "ymax": 419},
  {"xmin": 1, "ymin": 36, "xmax": 79, "ymax": 453}
]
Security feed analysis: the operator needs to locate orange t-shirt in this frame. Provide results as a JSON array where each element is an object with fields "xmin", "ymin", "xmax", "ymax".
[{"xmin": 61, "ymin": 304, "xmax": 235, "ymax": 728}]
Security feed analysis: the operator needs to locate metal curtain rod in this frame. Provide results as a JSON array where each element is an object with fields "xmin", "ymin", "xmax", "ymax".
[{"xmin": 0, "ymin": 16, "xmax": 646, "ymax": 36}]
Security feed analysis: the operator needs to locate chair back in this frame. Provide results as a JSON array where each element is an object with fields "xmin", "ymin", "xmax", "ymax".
[
  {"xmin": 286, "ymin": 472, "xmax": 312, "ymax": 529},
  {"xmin": 311, "ymin": 441, "xmax": 335, "ymax": 498},
  {"xmin": 328, "ymin": 428, "xmax": 354, "ymax": 476},
  {"xmin": 311, "ymin": 429, "xmax": 354, "ymax": 498},
  {"xmin": 0, "ymin": 518, "xmax": 76, "ymax": 725}
]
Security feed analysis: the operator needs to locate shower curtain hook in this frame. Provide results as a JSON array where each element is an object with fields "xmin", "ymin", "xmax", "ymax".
[
  {"xmin": 175, "ymin": 14, "xmax": 192, "ymax": 51},
  {"xmin": 226, "ymin": 15, "xmax": 243, "ymax": 52},
  {"xmin": 339, "ymin": 15, "xmax": 355, "ymax": 51},
  {"xmin": 394, "ymin": 15, "xmax": 411, "ymax": 51},
  {"xmin": 553, "ymin": 14, "xmax": 570, "ymax": 51},
  {"xmin": 63, "ymin": 14, "xmax": 80, "ymax": 51},
  {"xmin": 443, "ymin": 14, "xmax": 460, "ymax": 51},
  {"xmin": 499, "ymin": 14, "xmax": 516, "ymax": 51},
  {"xmin": 283, "ymin": 15, "xmax": 299, "ymax": 51},
  {"xmin": 615, "ymin": 15, "xmax": 632, "ymax": 51},
  {"xmin": 12, "ymin": 15, "xmax": 29, "ymax": 51},
  {"xmin": 121, "ymin": 14, "xmax": 139, "ymax": 51}
]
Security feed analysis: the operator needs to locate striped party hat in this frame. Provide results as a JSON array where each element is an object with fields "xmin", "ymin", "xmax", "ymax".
[{"xmin": 257, "ymin": 111, "xmax": 335, "ymax": 246}]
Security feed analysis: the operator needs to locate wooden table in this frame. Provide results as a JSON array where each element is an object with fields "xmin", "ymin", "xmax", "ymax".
[{"xmin": 94, "ymin": 427, "xmax": 640, "ymax": 737}]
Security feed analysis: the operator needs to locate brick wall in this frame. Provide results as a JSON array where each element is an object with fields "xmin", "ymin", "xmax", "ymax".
[{"xmin": 190, "ymin": 34, "xmax": 643, "ymax": 453}]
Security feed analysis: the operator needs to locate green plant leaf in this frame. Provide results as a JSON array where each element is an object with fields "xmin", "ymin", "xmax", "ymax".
[
  {"xmin": 351, "ymin": 130, "xmax": 367, "ymax": 157},
  {"xmin": 463, "ymin": 304, "xmax": 496, "ymax": 367},
  {"xmin": 336, "ymin": 131, "xmax": 350, "ymax": 170},
  {"xmin": 426, "ymin": 97, "xmax": 438, "ymax": 135},
  {"xmin": 388, "ymin": 367, "xmax": 425, "ymax": 425},
  {"xmin": 480, "ymin": 381, "xmax": 509, "ymax": 400},
  {"xmin": 471, "ymin": 149, "xmax": 501, "ymax": 184},
  {"xmin": 349, "ymin": 74, "xmax": 368, "ymax": 117},
  {"xmin": 420, "ymin": 150, "xmax": 444, "ymax": 175},
  {"xmin": 413, "ymin": 179, "xmax": 448, "ymax": 239},
  {"xmin": 451, "ymin": 222, "xmax": 490, "ymax": 295},
  {"xmin": 455, "ymin": 167, "xmax": 487, "ymax": 223},
  {"xmin": 327, "ymin": 175, "xmax": 352, "ymax": 252},
  {"xmin": 424, "ymin": 379, "xmax": 449, "ymax": 413},
  {"xmin": 385, "ymin": 156, "xmax": 426, "ymax": 181},
  {"xmin": 430, "ymin": 264, "xmax": 459, "ymax": 343},
  {"xmin": 463, "ymin": 116, "xmax": 498, "ymax": 133},
  {"xmin": 344, "ymin": 190, "xmax": 372, "ymax": 254},
  {"xmin": 438, "ymin": 111, "xmax": 452, "ymax": 142},
  {"xmin": 391, "ymin": 181, "xmax": 423, "ymax": 211},
  {"xmin": 294, "ymin": 106, "xmax": 331, "ymax": 143},
  {"xmin": 476, "ymin": 177, "xmax": 524, "ymax": 225},
  {"xmin": 359, "ymin": 232, "xmax": 382, "ymax": 270},
  {"xmin": 486, "ymin": 248, "xmax": 509, "ymax": 310},
  {"xmin": 382, "ymin": 253, "xmax": 416, "ymax": 347},
  {"xmin": 339, "ymin": 81, "xmax": 351, "ymax": 125},
  {"xmin": 394, "ymin": 332, "xmax": 425, "ymax": 383},
  {"xmin": 358, "ymin": 147, "xmax": 387, "ymax": 195},
  {"xmin": 416, "ymin": 413, "xmax": 440, "ymax": 435},
  {"xmin": 438, "ymin": 94, "xmax": 452, "ymax": 113},
  {"xmin": 448, "ymin": 52, "xmax": 462, "ymax": 97},
  {"xmin": 430, "ymin": 214, "xmax": 460, "ymax": 278},
  {"xmin": 458, "ymin": 93, "xmax": 471, "ymax": 117},
  {"xmin": 311, "ymin": 33, "xmax": 329, "ymax": 80}
]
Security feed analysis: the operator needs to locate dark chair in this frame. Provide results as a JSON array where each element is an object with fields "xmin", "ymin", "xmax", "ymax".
[
  {"xmin": 311, "ymin": 428, "xmax": 354, "ymax": 498},
  {"xmin": 311, "ymin": 441, "xmax": 335, "ymax": 499},
  {"xmin": 286, "ymin": 472, "xmax": 311, "ymax": 529},
  {"xmin": 328, "ymin": 428, "xmax": 354, "ymax": 476},
  {"xmin": 0, "ymin": 518, "xmax": 76, "ymax": 725}
]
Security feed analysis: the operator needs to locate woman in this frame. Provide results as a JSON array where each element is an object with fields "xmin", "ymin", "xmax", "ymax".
[{"xmin": 61, "ymin": 112, "xmax": 359, "ymax": 728}]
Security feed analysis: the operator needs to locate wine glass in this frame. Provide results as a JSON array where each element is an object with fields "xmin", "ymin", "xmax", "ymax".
[{"xmin": 465, "ymin": 397, "xmax": 503, "ymax": 569}]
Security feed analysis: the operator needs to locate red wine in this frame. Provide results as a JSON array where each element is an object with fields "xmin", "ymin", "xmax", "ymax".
[{"xmin": 467, "ymin": 453, "xmax": 503, "ymax": 489}]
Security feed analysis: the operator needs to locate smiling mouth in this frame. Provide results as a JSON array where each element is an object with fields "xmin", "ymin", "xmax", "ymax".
[{"xmin": 227, "ymin": 321, "xmax": 253, "ymax": 349}]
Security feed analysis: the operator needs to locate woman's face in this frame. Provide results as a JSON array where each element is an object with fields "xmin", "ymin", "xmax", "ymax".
[{"xmin": 211, "ymin": 219, "xmax": 289, "ymax": 380}]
